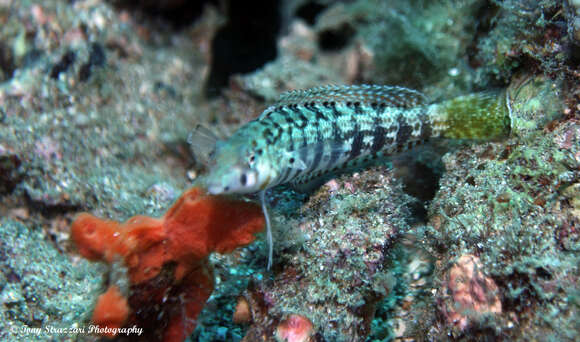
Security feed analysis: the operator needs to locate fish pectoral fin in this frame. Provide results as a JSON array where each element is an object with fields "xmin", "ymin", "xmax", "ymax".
[{"xmin": 188, "ymin": 125, "xmax": 221, "ymax": 166}]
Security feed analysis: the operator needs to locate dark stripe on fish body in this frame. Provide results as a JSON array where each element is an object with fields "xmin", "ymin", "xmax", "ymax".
[
  {"xmin": 311, "ymin": 105, "xmax": 327, "ymax": 122},
  {"xmin": 327, "ymin": 120, "xmax": 343, "ymax": 169},
  {"xmin": 371, "ymin": 122, "xmax": 386, "ymax": 154},
  {"xmin": 299, "ymin": 133, "xmax": 309, "ymax": 171},
  {"xmin": 285, "ymin": 115, "xmax": 295, "ymax": 125},
  {"xmin": 263, "ymin": 128, "xmax": 273, "ymax": 139},
  {"xmin": 308, "ymin": 129, "xmax": 325, "ymax": 173},
  {"xmin": 290, "ymin": 107, "xmax": 308, "ymax": 129},
  {"xmin": 271, "ymin": 120, "xmax": 282, "ymax": 130},
  {"xmin": 286, "ymin": 125, "xmax": 295, "ymax": 152}
]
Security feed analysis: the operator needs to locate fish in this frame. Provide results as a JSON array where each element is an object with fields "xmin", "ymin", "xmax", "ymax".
[{"xmin": 190, "ymin": 84, "xmax": 512, "ymax": 269}]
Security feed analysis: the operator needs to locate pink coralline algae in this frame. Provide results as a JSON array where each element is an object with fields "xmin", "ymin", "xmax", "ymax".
[
  {"xmin": 442, "ymin": 254, "xmax": 502, "ymax": 330},
  {"xmin": 275, "ymin": 314, "xmax": 315, "ymax": 342}
]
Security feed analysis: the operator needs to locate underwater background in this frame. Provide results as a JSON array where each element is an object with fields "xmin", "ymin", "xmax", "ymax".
[{"xmin": 0, "ymin": 0, "xmax": 579, "ymax": 341}]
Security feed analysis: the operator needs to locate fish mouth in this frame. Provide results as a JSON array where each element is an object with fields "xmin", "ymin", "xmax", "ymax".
[{"xmin": 207, "ymin": 184, "xmax": 224, "ymax": 195}]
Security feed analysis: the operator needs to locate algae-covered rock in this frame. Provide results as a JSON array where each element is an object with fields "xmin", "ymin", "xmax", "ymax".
[
  {"xmin": 234, "ymin": 168, "xmax": 421, "ymax": 342},
  {"xmin": 424, "ymin": 76, "xmax": 580, "ymax": 340},
  {"xmin": 0, "ymin": 219, "xmax": 104, "ymax": 341}
]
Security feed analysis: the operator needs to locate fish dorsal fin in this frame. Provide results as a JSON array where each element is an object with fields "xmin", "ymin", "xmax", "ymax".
[
  {"xmin": 274, "ymin": 84, "xmax": 428, "ymax": 109},
  {"xmin": 188, "ymin": 125, "xmax": 221, "ymax": 166}
]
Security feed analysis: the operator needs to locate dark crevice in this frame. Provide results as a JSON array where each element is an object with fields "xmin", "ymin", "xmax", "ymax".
[
  {"xmin": 0, "ymin": 153, "xmax": 23, "ymax": 194},
  {"xmin": 395, "ymin": 157, "xmax": 444, "ymax": 223},
  {"xmin": 108, "ymin": 0, "xmax": 216, "ymax": 30},
  {"xmin": 205, "ymin": 0, "xmax": 281, "ymax": 98},
  {"xmin": 78, "ymin": 42, "xmax": 107, "ymax": 82},
  {"xmin": 295, "ymin": 2, "xmax": 328, "ymax": 26},
  {"xmin": 0, "ymin": 41, "xmax": 15, "ymax": 82},
  {"xmin": 466, "ymin": 0, "xmax": 500, "ymax": 69},
  {"xmin": 50, "ymin": 51, "xmax": 76, "ymax": 79},
  {"xmin": 24, "ymin": 192, "xmax": 81, "ymax": 218},
  {"xmin": 318, "ymin": 24, "xmax": 356, "ymax": 51}
]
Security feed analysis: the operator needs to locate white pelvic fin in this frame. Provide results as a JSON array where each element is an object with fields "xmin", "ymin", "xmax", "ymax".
[{"xmin": 260, "ymin": 190, "xmax": 273, "ymax": 270}]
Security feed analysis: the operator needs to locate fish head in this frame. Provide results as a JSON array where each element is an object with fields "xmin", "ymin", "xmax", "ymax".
[{"xmin": 203, "ymin": 137, "xmax": 276, "ymax": 195}]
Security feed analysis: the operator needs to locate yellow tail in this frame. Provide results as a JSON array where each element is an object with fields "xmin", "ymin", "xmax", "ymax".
[{"xmin": 437, "ymin": 91, "xmax": 511, "ymax": 140}]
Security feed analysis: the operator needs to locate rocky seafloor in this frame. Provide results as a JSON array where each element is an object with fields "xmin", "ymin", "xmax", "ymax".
[{"xmin": 0, "ymin": 0, "xmax": 579, "ymax": 341}]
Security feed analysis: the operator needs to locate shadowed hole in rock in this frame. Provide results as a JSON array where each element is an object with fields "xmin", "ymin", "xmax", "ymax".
[
  {"xmin": 295, "ymin": 1, "xmax": 328, "ymax": 26},
  {"xmin": 205, "ymin": 0, "xmax": 281, "ymax": 97}
]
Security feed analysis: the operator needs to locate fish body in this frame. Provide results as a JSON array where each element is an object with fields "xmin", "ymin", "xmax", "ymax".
[
  {"xmin": 196, "ymin": 84, "xmax": 511, "ymax": 195},
  {"xmin": 193, "ymin": 84, "xmax": 511, "ymax": 270}
]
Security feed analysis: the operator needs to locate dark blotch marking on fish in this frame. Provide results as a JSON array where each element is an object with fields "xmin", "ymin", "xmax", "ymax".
[
  {"xmin": 312, "ymin": 106, "xmax": 327, "ymax": 121},
  {"xmin": 289, "ymin": 106, "xmax": 308, "ymax": 128},
  {"xmin": 299, "ymin": 134, "xmax": 309, "ymax": 171},
  {"xmin": 418, "ymin": 112, "xmax": 432, "ymax": 140},
  {"xmin": 371, "ymin": 108, "xmax": 387, "ymax": 153},
  {"xmin": 257, "ymin": 118, "xmax": 272, "ymax": 127},
  {"xmin": 262, "ymin": 128, "xmax": 273, "ymax": 138},
  {"xmin": 263, "ymin": 128, "xmax": 274, "ymax": 144},
  {"xmin": 349, "ymin": 123, "xmax": 364, "ymax": 160},
  {"xmin": 396, "ymin": 114, "xmax": 413, "ymax": 145},
  {"xmin": 286, "ymin": 126, "xmax": 295, "ymax": 152}
]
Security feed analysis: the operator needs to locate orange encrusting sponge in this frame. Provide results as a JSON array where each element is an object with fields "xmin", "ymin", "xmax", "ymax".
[
  {"xmin": 71, "ymin": 187, "xmax": 265, "ymax": 342},
  {"xmin": 91, "ymin": 285, "xmax": 130, "ymax": 337}
]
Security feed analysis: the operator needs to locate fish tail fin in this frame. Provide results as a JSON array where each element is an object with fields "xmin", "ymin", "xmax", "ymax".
[{"xmin": 435, "ymin": 91, "xmax": 511, "ymax": 140}]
